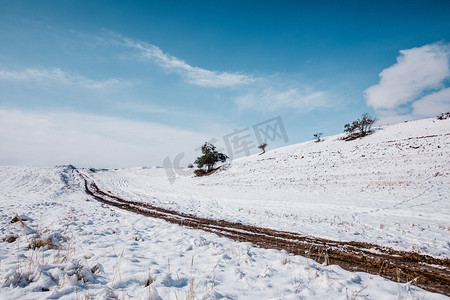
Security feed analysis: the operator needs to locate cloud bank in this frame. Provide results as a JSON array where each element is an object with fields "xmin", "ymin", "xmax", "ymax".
[
  {"xmin": 0, "ymin": 109, "xmax": 207, "ymax": 168},
  {"xmin": 365, "ymin": 42, "xmax": 450, "ymax": 122}
]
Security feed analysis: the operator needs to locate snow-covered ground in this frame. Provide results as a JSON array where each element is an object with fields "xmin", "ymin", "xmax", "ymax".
[
  {"xmin": 89, "ymin": 117, "xmax": 450, "ymax": 258},
  {"xmin": 0, "ymin": 117, "xmax": 449, "ymax": 299}
]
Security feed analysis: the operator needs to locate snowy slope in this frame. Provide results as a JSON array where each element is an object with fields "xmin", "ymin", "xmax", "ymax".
[
  {"xmin": 0, "ymin": 117, "xmax": 449, "ymax": 299},
  {"xmin": 88, "ymin": 117, "xmax": 450, "ymax": 258},
  {"xmin": 2, "ymin": 167, "xmax": 447, "ymax": 299}
]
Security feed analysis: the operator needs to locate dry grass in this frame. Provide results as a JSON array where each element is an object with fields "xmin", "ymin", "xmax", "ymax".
[
  {"xmin": 438, "ymin": 225, "xmax": 450, "ymax": 231},
  {"xmin": 323, "ymin": 251, "xmax": 330, "ymax": 266},
  {"xmin": 145, "ymin": 268, "xmax": 154, "ymax": 300},
  {"xmin": 281, "ymin": 253, "xmax": 290, "ymax": 265},
  {"xmin": 347, "ymin": 286, "xmax": 368, "ymax": 300},
  {"xmin": 186, "ymin": 257, "xmax": 196, "ymax": 300},
  {"xmin": 2, "ymin": 234, "xmax": 18, "ymax": 243},
  {"xmin": 11, "ymin": 213, "xmax": 25, "ymax": 228},
  {"xmin": 107, "ymin": 248, "xmax": 125, "ymax": 299},
  {"xmin": 2, "ymin": 221, "xmax": 98, "ymax": 294},
  {"xmin": 292, "ymin": 277, "xmax": 304, "ymax": 294},
  {"xmin": 29, "ymin": 237, "xmax": 56, "ymax": 250}
]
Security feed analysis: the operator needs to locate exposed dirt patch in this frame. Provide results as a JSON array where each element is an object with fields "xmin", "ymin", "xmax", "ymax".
[
  {"xmin": 77, "ymin": 170, "xmax": 450, "ymax": 296},
  {"xmin": 2, "ymin": 235, "xmax": 18, "ymax": 243},
  {"xmin": 194, "ymin": 167, "xmax": 221, "ymax": 177}
]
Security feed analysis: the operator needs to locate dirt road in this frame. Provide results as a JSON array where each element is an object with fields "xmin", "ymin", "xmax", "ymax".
[{"xmin": 78, "ymin": 171, "xmax": 450, "ymax": 296}]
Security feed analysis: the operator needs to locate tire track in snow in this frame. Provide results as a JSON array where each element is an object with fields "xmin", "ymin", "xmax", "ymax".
[{"xmin": 76, "ymin": 170, "xmax": 450, "ymax": 296}]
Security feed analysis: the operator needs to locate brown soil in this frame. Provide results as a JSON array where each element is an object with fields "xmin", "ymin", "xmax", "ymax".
[
  {"xmin": 77, "ymin": 171, "xmax": 450, "ymax": 296},
  {"xmin": 194, "ymin": 167, "xmax": 222, "ymax": 177}
]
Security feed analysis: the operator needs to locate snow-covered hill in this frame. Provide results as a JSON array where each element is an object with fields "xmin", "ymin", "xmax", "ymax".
[
  {"xmin": 89, "ymin": 117, "xmax": 450, "ymax": 257},
  {"xmin": 0, "ymin": 117, "xmax": 449, "ymax": 299}
]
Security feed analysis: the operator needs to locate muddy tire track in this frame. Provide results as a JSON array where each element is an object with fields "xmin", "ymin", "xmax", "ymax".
[{"xmin": 77, "ymin": 171, "xmax": 450, "ymax": 296}]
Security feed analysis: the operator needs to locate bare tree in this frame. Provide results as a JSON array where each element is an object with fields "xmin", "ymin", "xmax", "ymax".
[{"xmin": 258, "ymin": 143, "xmax": 268, "ymax": 155}]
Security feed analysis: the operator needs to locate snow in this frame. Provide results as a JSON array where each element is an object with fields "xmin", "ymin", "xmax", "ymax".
[
  {"xmin": 0, "ymin": 117, "xmax": 449, "ymax": 299},
  {"xmin": 89, "ymin": 117, "xmax": 450, "ymax": 258}
]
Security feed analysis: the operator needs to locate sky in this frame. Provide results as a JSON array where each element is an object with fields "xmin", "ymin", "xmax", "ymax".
[{"xmin": 0, "ymin": 0, "xmax": 449, "ymax": 168}]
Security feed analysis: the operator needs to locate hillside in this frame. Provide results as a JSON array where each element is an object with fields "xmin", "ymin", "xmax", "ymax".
[
  {"xmin": 0, "ymin": 116, "xmax": 449, "ymax": 299},
  {"xmin": 89, "ymin": 117, "xmax": 450, "ymax": 258}
]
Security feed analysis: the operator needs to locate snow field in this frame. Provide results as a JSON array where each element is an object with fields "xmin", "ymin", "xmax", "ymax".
[
  {"xmin": 0, "ymin": 117, "xmax": 449, "ymax": 299},
  {"xmin": 0, "ymin": 166, "xmax": 447, "ymax": 299},
  {"xmin": 88, "ymin": 117, "xmax": 450, "ymax": 258}
]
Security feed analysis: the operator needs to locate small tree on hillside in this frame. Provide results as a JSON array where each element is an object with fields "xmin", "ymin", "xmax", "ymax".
[
  {"xmin": 258, "ymin": 143, "xmax": 268, "ymax": 154},
  {"xmin": 194, "ymin": 142, "xmax": 228, "ymax": 172},
  {"xmin": 313, "ymin": 132, "xmax": 323, "ymax": 142},
  {"xmin": 344, "ymin": 113, "xmax": 376, "ymax": 140},
  {"xmin": 358, "ymin": 113, "xmax": 376, "ymax": 136},
  {"xmin": 344, "ymin": 121, "xmax": 358, "ymax": 135},
  {"xmin": 436, "ymin": 112, "xmax": 450, "ymax": 120}
]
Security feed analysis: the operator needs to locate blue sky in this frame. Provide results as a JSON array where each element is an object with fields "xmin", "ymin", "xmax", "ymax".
[{"xmin": 0, "ymin": 0, "xmax": 449, "ymax": 168}]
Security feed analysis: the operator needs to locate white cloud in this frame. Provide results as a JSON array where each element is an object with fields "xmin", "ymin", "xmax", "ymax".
[
  {"xmin": 412, "ymin": 87, "xmax": 450, "ymax": 117},
  {"xmin": 364, "ymin": 42, "xmax": 450, "ymax": 122},
  {"xmin": 0, "ymin": 67, "xmax": 129, "ymax": 91},
  {"xmin": 235, "ymin": 85, "xmax": 329, "ymax": 113},
  {"xmin": 118, "ymin": 34, "xmax": 332, "ymax": 112},
  {"xmin": 0, "ymin": 109, "xmax": 208, "ymax": 168},
  {"xmin": 365, "ymin": 43, "xmax": 450, "ymax": 110},
  {"xmin": 117, "ymin": 35, "xmax": 255, "ymax": 88},
  {"xmin": 82, "ymin": 32, "xmax": 331, "ymax": 112}
]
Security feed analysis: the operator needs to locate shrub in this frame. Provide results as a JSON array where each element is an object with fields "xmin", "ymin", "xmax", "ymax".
[
  {"xmin": 313, "ymin": 132, "xmax": 323, "ymax": 142},
  {"xmin": 343, "ymin": 113, "xmax": 376, "ymax": 140},
  {"xmin": 194, "ymin": 143, "xmax": 228, "ymax": 172},
  {"xmin": 436, "ymin": 112, "xmax": 450, "ymax": 120}
]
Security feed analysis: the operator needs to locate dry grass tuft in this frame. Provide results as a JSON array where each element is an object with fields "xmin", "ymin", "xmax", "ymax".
[
  {"xmin": 145, "ymin": 268, "xmax": 154, "ymax": 287},
  {"xmin": 186, "ymin": 256, "xmax": 197, "ymax": 300},
  {"xmin": 2, "ymin": 234, "xmax": 19, "ymax": 243},
  {"xmin": 324, "ymin": 251, "xmax": 330, "ymax": 266},
  {"xmin": 11, "ymin": 213, "xmax": 25, "ymax": 228},
  {"xmin": 90, "ymin": 264, "xmax": 100, "ymax": 274},
  {"xmin": 29, "ymin": 237, "xmax": 56, "ymax": 250},
  {"xmin": 347, "ymin": 286, "xmax": 368, "ymax": 300}
]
